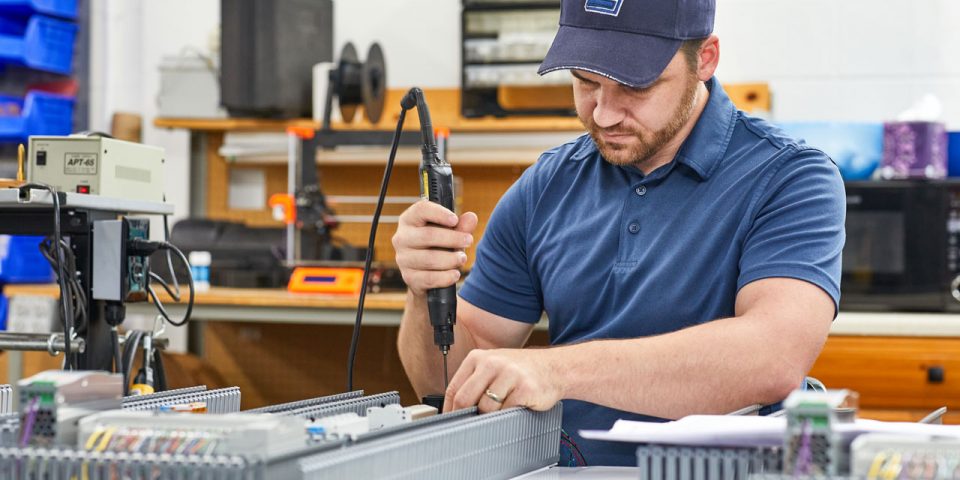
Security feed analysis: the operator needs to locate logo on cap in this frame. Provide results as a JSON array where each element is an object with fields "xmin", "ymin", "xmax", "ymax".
[{"xmin": 584, "ymin": 0, "xmax": 624, "ymax": 16}]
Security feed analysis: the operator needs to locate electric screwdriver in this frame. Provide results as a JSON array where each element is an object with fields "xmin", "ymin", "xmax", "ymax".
[{"xmin": 402, "ymin": 88, "xmax": 457, "ymax": 389}]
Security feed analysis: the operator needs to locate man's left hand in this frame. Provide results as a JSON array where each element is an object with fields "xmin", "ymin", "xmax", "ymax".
[{"xmin": 443, "ymin": 348, "xmax": 563, "ymax": 413}]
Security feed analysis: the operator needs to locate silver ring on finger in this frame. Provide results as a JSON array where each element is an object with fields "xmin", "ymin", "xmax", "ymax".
[{"xmin": 485, "ymin": 389, "xmax": 504, "ymax": 404}]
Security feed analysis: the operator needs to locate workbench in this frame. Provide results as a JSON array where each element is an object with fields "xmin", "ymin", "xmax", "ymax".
[
  {"xmin": 65, "ymin": 85, "xmax": 948, "ymax": 413},
  {"xmin": 11, "ymin": 284, "xmax": 960, "ymax": 335},
  {"xmin": 5, "ymin": 283, "xmax": 960, "ymax": 418}
]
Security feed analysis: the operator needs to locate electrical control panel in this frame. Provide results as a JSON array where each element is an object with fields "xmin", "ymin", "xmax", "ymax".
[
  {"xmin": 92, "ymin": 217, "xmax": 150, "ymax": 303},
  {"xmin": 27, "ymin": 135, "xmax": 165, "ymax": 203}
]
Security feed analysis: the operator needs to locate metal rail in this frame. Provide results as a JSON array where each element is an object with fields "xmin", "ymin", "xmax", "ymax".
[{"xmin": 0, "ymin": 333, "xmax": 85, "ymax": 354}]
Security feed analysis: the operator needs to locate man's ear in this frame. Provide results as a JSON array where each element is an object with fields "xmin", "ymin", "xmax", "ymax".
[{"xmin": 697, "ymin": 35, "xmax": 720, "ymax": 81}]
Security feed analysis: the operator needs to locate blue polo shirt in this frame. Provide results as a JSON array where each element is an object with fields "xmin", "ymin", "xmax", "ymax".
[{"xmin": 458, "ymin": 77, "xmax": 846, "ymax": 466}]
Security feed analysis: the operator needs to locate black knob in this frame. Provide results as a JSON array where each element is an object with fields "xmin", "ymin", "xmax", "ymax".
[
  {"xmin": 928, "ymin": 366, "xmax": 945, "ymax": 384},
  {"xmin": 422, "ymin": 394, "xmax": 444, "ymax": 412}
]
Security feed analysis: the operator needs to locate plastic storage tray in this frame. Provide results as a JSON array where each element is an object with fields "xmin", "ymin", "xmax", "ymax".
[
  {"xmin": 0, "ymin": 295, "xmax": 6, "ymax": 331},
  {"xmin": 0, "ymin": 235, "xmax": 54, "ymax": 284},
  {"xmin": 0, "ymin": 0, "xmax": 77, "ymax": 19},
  {"xmin": 0, "ymin": 14, "xmax": 77, "ymax": 74},
  {"xmin": 0, "ymin": 91, "xmax": 73, "ymax": 140}
]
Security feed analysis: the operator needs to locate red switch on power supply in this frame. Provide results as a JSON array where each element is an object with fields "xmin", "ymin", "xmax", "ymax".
[{"xmin": 76, "ymin": 185, "xmax": 90, "ymax": 194}]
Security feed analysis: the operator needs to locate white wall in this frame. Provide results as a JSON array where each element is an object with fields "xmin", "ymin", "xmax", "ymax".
[
  {"xmin": 88, "ymin": 0, "xmax": 960, "ymax": 220},
  {"xmin": 334, "ymin": 0, "xmax": 461, "ymax": 88},
  {"xmin": 89, "ymin": 0, "xmax": 461, "ymax": 225},
  {"xmin": 90, "ymin": 0, "xmax": 220, "ymax": 223},
  {"xmin": 714, "ymin": 0, "xmax": 960, "ymax": 128}
]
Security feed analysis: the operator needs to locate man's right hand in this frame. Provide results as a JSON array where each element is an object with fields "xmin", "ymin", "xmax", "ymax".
[{"xmin": 392, "ymin": 200, "xmax": 478, "ymax": 296}]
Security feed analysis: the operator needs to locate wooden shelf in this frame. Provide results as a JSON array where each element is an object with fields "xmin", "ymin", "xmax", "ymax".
[
  {"xmin": 155, "ymin": 84, "xmax": 771, "ymax": 134},
  {"xmin": 2, "ymin": 284, "xmax": 407, "ymax": 310},
  {"xmin": 155, "ymin": 89, "xmax": 585, "ymax": 133},
  {"xmin": 224, "ymin": 146, "xmax": 547, "ymax": 167}
]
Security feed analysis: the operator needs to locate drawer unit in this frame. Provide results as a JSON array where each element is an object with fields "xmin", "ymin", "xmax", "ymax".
[{"xmin": 810, "ymin": 336, "xmax": 960, "ymax": 410}]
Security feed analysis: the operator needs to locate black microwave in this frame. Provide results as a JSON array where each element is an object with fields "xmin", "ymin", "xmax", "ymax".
[{"xmin": 841, "ymin": 180, "xmax": 960, "ymax": 312}]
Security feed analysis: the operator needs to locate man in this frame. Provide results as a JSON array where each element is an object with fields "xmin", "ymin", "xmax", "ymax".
[{"xmin": 394, "ymin": 0, "xmax": 845, "ymax": 466}]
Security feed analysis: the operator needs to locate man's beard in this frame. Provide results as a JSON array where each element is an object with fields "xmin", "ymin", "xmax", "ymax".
[{"xmin": 581, "ymin": 75, "xmax": 700, "ymax": 167}]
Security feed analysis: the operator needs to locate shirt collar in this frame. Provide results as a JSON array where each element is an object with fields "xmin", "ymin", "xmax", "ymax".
[{"xmin": 675, "ymin": 77, "xmax": 737, "ymax": 181}]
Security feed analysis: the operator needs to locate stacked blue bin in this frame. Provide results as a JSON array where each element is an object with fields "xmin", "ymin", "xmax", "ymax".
[
  {"xmin": 0, "ymin": 235, "xmax": 54, "ymax": 330},
  {"xmin": 0, "ymin": 0, "xmax": 77, "ymax": 141},
  {"xmin": 0, "ymin": 0, "xmax": 74, "ymax": 326}
]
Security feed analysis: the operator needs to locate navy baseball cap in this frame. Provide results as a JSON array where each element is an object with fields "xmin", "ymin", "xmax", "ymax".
[{"xmin": 539, "ymin": 0, "xmax": 716, "ymax": 88}]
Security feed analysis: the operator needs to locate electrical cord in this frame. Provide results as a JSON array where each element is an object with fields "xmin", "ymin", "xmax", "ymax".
[
  {"xmin": 38, "ymin": 238, "xmax": 88, "ymax": 334},
  {"xmin": 20, "ymin": 183, "xmax": 73, "ymax": 368},
  {"xmin": 153, "ymin": 347, "xmax": 167, "ymax": 391},
  {"xmin": 145, "ymin": 242, "xmax": 194, "ymax": 327},
  {"xmin": 111, "ymin": 328, "xmax": 121, "ymax": 379},
  {"xmin": 346, "ymin": 106, "xmax": 410, "ymax": 392},
  {"xmin": 149, "ymin": 271, "xmax": 181, "ymax": 300},
  {"xmin": 121, "ymin": 330, "xmax": 144, "ymax": 395},
  {"xmin": 560, "ymin": 429, "xmax": 588, "ymax": 466},
  {"xmin": 162, "ymin": 204, "xmax": 181, "ymax": 298}
]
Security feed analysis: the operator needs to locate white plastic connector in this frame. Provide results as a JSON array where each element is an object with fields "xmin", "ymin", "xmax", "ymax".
[
  {"xmin": 367, "ymin": 404, "xmax": 438, "ymax": 430},
  {"xmin": 307, "ymin": 413, "xmax": 369, "ymax": 440}
]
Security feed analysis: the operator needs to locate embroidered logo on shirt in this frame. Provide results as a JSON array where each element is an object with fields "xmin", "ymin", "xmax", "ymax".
[{"xmin": 585, "ymin": 0, "xmax": 624, "ymax": 16}]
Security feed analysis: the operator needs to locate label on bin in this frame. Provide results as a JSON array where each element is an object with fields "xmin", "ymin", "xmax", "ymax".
[{"xmin": 64, "ymin": 153, "xmax": 98, "ymax": 175}]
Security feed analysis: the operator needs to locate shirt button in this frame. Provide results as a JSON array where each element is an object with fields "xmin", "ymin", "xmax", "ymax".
[
  {"xmin": 627, "ymin": 222, "xmax": 640, "ymax": 234},
  {"xmin": 635, "ymin": 185, "xmax": 647, "ymax": 196}
]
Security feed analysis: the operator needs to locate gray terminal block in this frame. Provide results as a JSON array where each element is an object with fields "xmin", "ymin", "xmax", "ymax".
[
  {"xmin": 284, "ymin": 392, "xmax": 400, "ymax": 420},
  {"xmin": 637, "ymin": 445, "xmax": 784, "ymax": 480},
  {"xmin": 122, "ymin": 386, "xmax": 241, "ymax": 413},
  {"xmin": 0, "ymin": 390, "xmax": 564, "ymax": 480},
  {"xmin": 0, "ymin": 385, "xmax": 11, "ymax": 414},
  {"xmin": 17, "ymin": 371, "xmax": 123, "ymax": 447},
  {"xmin": 0, "ymin": 413, "xmax": 18, "ymax": 447},
  {"xmin": 245, "ymin": 390, "xmax": 364, "ymax": 414},
  {"xmin": 122, "ymin": 385, "xmax": 208, "ymax": 405},
  {"xmin": 293, "ymin": 404, "xmax": 562, "ymax": 480},
  {"xmin": 0, "ymin": 446, "xmax": 259, "ymax": 479},
  {"xmin": 78, "ymin": 411, "xmax": 308, "ymax": 458}
]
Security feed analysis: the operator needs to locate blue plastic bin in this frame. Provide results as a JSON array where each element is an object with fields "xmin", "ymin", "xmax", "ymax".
[
  {"xmin": 948, "ymin": 132, "xmax": 960, "ymax": 178},
  {"xmin": 0, "ymin": 14, "xmax": 77, "ymax": 74},
  {"xmin": 0, "ymin": 0, "xmax": 77, "ymax": 19},
  {"xmin": 0, "ymin": 90, "xmax": 73, "ymax": 141},
  {"xmin": 0, "ymin": 294, "xmax": 7, "ymax": 331},
  {"xmin": 0, "ymin": 235, "xmax": 54, "ymax": 284},
  {"xmin": 776, "ymin": 122, "xmax": 884, "ymax": 180}
]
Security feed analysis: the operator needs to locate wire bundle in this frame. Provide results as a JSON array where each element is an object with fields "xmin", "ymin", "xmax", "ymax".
[
  {"xmin": 84, "ymin": 426, "xmax": 221, "ymax": 456},
  {"xmin": 792, "ymin": 419, "xmax": 815, "ymax": 476},
  {"xmin": 867, "ymin": 451, "xmax": 960, "ymax": 480},
  {"xmin": 38, "ymin": 237, "xmax": 87, "ymax": 335},
  {"xmin": 559, "ymin": 429, "xmax": 587, "ymax": 467},
  {"xmin": 18, "ymin": 397, "xmax": 39, "ymax": 447},
  {"xmin": 21, "ymin": 184, "xmax": 75, "ymax": 368}
]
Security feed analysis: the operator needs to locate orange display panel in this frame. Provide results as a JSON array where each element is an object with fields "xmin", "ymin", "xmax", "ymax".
[{"xmin": 288, "ymin": 267, "xmax": 365, "ymax": 295}]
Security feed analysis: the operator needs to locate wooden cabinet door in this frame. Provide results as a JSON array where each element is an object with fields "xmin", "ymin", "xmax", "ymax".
[{"xmin": 810, "ymin": 336, "xmax": 960, "ymax": 410}]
